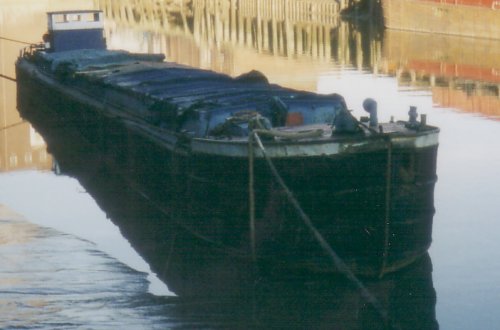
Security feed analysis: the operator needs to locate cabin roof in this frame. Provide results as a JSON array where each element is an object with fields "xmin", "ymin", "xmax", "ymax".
[{"xmin": 47, "ymin": 10, "xmax": 103, "ymax": 15}]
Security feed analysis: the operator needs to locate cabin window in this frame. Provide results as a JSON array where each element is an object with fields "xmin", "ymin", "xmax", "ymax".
[{"xmin": 53, "ymin": 13, "xmax": 99, "ymax": 24}]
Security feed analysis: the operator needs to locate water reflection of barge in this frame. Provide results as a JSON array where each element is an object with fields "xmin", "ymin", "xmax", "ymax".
[{"xmin": 16, "ymin": 11, "xmax": 439, "ymax": 278}]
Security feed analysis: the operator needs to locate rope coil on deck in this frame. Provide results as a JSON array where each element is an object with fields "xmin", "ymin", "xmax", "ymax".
[{"xmin": 250, "ymin": 114, "xmax": 325, "ymax": 140}]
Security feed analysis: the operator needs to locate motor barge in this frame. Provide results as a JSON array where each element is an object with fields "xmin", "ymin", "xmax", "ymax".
[{"xmin": 16, "ymin": 10, "xmax": 439, "ymax": 277}]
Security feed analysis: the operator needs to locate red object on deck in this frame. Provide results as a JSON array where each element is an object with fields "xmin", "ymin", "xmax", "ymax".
[{"xmin": 285, "ymin": 112, "xmax": 304, "ymax": 126}]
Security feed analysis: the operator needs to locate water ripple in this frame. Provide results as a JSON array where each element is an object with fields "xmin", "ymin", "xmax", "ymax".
[{"xmin": 0, "ymin": 206, "xmax": 172, "ymax": 330}]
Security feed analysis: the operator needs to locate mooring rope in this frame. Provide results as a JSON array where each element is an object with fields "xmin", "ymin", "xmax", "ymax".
[
  {"xmin": 249, "ymin": 130, "xmax": 398, "ymax": 328},
  {"xmin": 0, "ymin": 73, "xmax": 16, "ymax": 82},
  {"xmin": 1, "ymin": 121, "xmax": 26, "ymax": 131},
  {"xmin": 0, "ymin": 36, "xmax": 33, "ymax": 45},
  {"xmin": 247, "ymin": 116, "xmax": 324, "ymax": 262}
]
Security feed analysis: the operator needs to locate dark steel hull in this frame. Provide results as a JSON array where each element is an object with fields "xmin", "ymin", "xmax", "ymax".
[
  {"xmin": 15, "ymin": 100, "xmax": 438, "ymax": 329},
  {"xmin": 16, "ymin": 58, "xmax": 438, "ymax": 278}
]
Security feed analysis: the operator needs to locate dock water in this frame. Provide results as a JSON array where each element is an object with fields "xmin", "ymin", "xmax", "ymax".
[
  {"xmin": 0, "ymin": 204, "xmax": 172, "ymax": 330},
  {"xmin": 1, "ymin": 0, "xmax": 500, "ymax": 329}
]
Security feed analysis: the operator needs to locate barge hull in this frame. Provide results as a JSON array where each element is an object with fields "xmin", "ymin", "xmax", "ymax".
[{"xmin": 16, "ymin": 58, "xmax": 438, "ymax": 277}]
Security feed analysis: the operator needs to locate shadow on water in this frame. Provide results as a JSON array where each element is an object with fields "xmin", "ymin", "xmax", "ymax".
[{"xmin": 16, "ymin": 80, "xmax": 438, "ymax": 330}]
